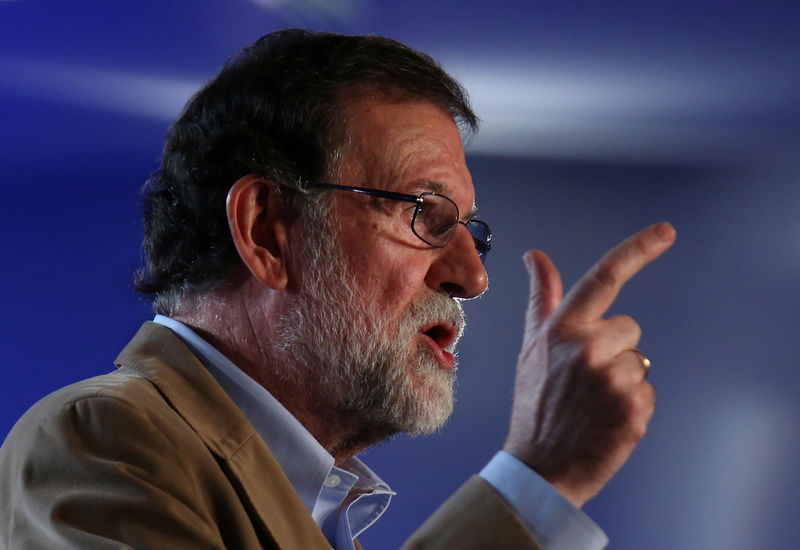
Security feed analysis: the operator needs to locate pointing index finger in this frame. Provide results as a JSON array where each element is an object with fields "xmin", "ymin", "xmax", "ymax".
[{"xmin": 557, "ymin": 222, "xmax": 676, "ymax": 325}]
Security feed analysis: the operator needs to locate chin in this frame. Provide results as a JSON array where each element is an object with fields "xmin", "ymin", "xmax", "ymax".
[{"xmin": 400, "ymin": 372, "xmax": 455, "ymax": 436}]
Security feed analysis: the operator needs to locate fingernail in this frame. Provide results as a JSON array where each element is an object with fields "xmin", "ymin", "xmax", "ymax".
[{"xmin": 654, "ymin": 222, "xmax": 676, "ymax": 242}]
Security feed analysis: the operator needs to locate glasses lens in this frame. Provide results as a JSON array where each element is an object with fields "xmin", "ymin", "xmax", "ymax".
[
  {"xmin": 413, "ymin": 193, "xmax": 459, "ymax": 247},
  {"xmin": 466, "ymin": 220, "xmax": 492, "ymax": 263}
]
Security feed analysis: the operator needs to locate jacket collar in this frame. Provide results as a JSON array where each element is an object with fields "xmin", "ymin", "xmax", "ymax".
[{"xmin": 114, "ymin": 322, "xmax": 332, "ymax": 550}]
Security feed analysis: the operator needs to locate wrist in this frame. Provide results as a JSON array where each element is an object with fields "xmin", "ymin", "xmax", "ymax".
[{"xmin": 502, "ymin": 441, "xmax": 591, "ymax": 509}]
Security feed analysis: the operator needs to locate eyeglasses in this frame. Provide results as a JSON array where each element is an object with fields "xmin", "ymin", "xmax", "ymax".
[{"xmin": 312, "ymin": 182, "xmax": 492, "ymax": 264}]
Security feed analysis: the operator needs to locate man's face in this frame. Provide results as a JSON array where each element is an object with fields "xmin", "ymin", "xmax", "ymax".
[{"xmin": 275, "ymin": 98, "xmax": 488, "ymax": 436}]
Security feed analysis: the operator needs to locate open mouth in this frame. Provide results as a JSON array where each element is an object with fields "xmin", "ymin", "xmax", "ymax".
[
  {"xmin": 422, "ymin": 323, "xmax": 457, "ymax": 350},
  {"xmin": 420, "ymin": 322, "xmax": 458, "ymax": 370}
]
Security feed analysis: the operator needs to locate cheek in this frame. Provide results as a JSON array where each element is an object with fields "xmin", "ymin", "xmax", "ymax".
[
  {"xmin": 375, "ymin": 256, "xmax": 431, "ymax": 318},
  {"xmin": 335, "ymin": 209, "xmax": 433, "ymax": 311},
  {"xmin": 345, "ymin": 246, "xmax": 421, "ymax": 307}
]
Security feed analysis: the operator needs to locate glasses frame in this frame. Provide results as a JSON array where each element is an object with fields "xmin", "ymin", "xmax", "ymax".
[{"xmin": 311, "ymin": 182, "xmax": 492, "ymax": 263}]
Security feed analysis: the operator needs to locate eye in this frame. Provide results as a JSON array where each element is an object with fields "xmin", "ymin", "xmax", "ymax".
[{"xmin": 429, "ymin": 220, "xmax": 456, "ymax": 238}]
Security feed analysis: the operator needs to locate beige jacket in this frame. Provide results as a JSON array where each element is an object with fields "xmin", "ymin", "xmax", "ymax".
[{"xmin": 0, "ymin": 322, "xmax": 541, "ymax": 549}]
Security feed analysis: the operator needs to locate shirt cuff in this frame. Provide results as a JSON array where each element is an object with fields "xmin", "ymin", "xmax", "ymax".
[{"xmin": 479, "ymin": 451, "xmax": 608, "ymax": 550}]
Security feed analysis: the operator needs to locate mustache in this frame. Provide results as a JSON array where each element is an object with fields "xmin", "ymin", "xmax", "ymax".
[{"xmin": 404, "ymin": 293, "xmax": 466, "ymax": 350}]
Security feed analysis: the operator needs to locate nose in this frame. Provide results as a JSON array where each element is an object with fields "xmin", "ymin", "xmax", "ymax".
[{"xmin": 425, "ymin": 224, "xmax": 489, "ymax": 299}]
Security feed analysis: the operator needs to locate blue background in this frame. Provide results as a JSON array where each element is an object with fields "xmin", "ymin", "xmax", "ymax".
[{"xmin": 2, "ymin": 1, "xmax": 799, "ymax": 548}]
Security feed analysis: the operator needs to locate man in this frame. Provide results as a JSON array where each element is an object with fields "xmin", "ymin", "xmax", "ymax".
[{"xmin": 0, "ymin": 29, "xmax": 675, "ymax": 549}]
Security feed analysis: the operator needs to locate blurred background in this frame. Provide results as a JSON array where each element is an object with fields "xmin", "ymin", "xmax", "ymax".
[{"xmin": 1, "ymin": 1, "xmax": 798, "ymax": 548}]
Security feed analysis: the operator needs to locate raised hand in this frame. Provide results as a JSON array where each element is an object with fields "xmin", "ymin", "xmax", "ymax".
[{"xmin": 503, "ymin": 222, "xmax": 676, "ymax": 508}]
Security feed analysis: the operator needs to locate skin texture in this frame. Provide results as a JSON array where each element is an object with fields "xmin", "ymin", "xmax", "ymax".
[
  {"xmin": 178, "ymin": 95, "xmax": 676, "ymax": 506},
  {"xmin": 503, "ymin": 222, "xmax": 676, "ymax": 507},
  {"xmin": 175, "ymin": 98, "xmax": 488, "ymax": 463},
  {"xmin": 328, "ymin": 97, "xmax": 488, "ymax": 307}
]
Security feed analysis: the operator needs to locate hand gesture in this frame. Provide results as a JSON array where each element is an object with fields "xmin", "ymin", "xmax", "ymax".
[{"xmin": 503, "ymin": 222, "xmax": 676, "ymax": 507}]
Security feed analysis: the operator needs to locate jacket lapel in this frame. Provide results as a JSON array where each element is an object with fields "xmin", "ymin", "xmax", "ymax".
[{"xmin": 115, "ymin": 322, "xmax": 332, "ymax": 550}]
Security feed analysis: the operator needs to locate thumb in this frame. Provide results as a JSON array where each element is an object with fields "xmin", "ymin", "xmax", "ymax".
[{"xmin": 523, "ymin": 250, "xmax": 563, "ymax": 328}]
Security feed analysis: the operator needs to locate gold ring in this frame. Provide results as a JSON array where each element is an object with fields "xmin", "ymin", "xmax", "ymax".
[{"xmin": 631, "ymin": 348, "xmax": 651, "ymax": 376}]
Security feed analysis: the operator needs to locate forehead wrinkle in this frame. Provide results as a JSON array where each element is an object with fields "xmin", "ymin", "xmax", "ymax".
[
  {"xmin": 346, "ymin": 130, "xmax": 404, "ymax": 188},
  {"xmin": 387, "ymin": 133, "xmax": 434, "ymax": 189},
  {"xmin": 394, "ymin": 134, "xmax": 467, "ymax": 192},
  {"xmin": 342, "ymin": 99, "xmax": 472, "ymax": 203}
]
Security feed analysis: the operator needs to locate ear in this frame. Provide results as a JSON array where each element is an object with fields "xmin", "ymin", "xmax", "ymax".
[{"xmin": 226, "ymin": 175, "xmax": 290, "ymax": 290}]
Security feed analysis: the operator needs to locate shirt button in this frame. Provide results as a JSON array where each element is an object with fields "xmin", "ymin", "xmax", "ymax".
[{"xmin": 325, "ymin": 474, "xmax": 342, "ymax": 488}]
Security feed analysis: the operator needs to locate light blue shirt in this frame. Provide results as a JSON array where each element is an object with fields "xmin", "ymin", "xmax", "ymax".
[{"xmin": 154, "ymin": 315, "xmax": 607, "ymax": 549}]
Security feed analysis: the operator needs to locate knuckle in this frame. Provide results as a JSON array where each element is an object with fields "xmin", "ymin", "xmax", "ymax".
[
  {"xmin": 614, "ymin": 314, "xmax": 640, "ymax": 336},
  {"xmin": 633, "ymin": 234, "xmax": 652, "ymax": 257},
  {"xmin": 592, "ymin": 261, "xmax": 622, "ymax": 290},
  {"xmin": 627, "ymin": 390, "xmax": 646, "ymax": 416},
  {"xmin": 626, "ymin": 387, "xmax": 656, "ymax": 424},
  {"xmin": 579, "ymin": 338, "xmax": 605, "ymax": 366},
  {"xmin": 631, "ymin": 420, "xmax": 648, "ymax": 442},
  {"xmin": 644, "ymin": 382, "xmax": 657, "ymax": 412},
  {"xmin": 609, "ymin": 368, "xmax": 630, "ymax": 394},
  {"xmin": 631, "ymin": 321, "xmax": 642, "ymax": 341}
]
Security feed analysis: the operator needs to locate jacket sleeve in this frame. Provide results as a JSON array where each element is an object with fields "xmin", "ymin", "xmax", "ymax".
[{"xmin": 401, "ymin": 476, "xmax": 544, "ymax": 550}]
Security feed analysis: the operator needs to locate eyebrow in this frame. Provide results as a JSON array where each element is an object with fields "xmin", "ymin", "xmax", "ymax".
[{"xmin": 419, "ymin": 179, "xmax": 445, "ymax": 194}]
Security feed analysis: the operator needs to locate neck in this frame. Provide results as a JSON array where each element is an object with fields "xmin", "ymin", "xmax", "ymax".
[{"xmin": 171, "ymin": 285, "xmax": 392, "ymax": 465}]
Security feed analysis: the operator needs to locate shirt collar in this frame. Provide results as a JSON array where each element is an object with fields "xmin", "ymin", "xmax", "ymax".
[{"xmin": 152, "ymin": 315, "xmax": 389, "ymax": 515}]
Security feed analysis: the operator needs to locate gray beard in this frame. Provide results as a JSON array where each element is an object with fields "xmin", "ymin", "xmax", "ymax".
[{"xmin": 270, "ymin": 213, "xmax": 465, "ymax": 437}]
